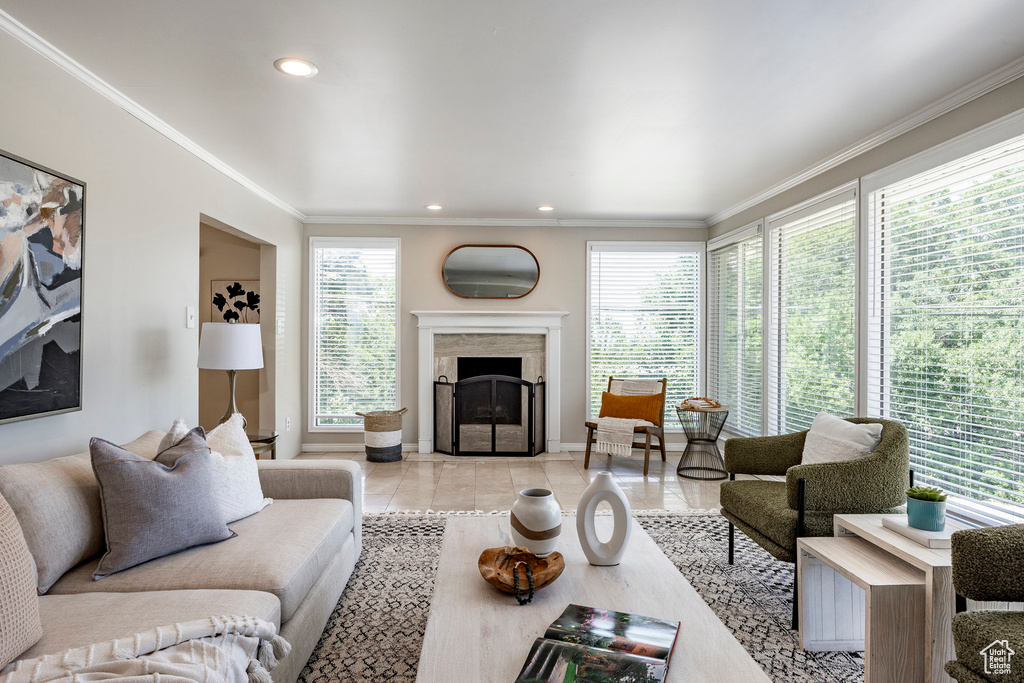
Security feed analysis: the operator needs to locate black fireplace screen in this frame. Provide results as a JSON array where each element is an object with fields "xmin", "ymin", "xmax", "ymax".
[{"xmin": 434, "ymin": 374, "xmax": 545, "ymax": 456}]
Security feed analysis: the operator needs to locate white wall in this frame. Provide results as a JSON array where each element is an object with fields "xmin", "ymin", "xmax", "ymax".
[
  {"xmin": 0, "ymin": 31, "xmax": 304, "ymax": 463},
  {"xmin": 302, "ymin": 223, "xmax": 707, "ymax": 449},
  {"xmin": 708, "ymin": 76, "xmax": 1024, "ymax": 236}
]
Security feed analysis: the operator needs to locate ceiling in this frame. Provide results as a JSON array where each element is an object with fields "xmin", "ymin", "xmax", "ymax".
[{"xmin": 4, "ymin": 0, "xmax": 1024, "ymax": 222}]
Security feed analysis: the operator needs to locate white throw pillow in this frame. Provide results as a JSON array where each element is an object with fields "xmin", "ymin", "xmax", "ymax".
[
  {"xmin": 157, "ymin": 418, "xmax": 189, "ymax": 454},
  {"xmin": 801, "ymin": 412, "xmax": 883, "ymax": 465},
  {"xmin": 160, "ymin": 415, "xmax": 271, "ymax": 523}
]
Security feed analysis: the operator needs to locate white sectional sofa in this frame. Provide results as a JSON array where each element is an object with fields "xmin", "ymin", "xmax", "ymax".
[{"xmin": 0, "ymin": 432, "xmax": 362, "ymax": 683}]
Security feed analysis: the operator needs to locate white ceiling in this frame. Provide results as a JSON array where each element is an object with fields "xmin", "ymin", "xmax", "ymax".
[{"xmin": 4, "ymin": 0, "xmax": 1024, "ymax": 222}]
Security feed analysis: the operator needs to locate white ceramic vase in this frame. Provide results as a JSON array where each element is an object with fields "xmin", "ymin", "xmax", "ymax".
[
  {"xmin": 510, "ymin": 488, "xmax": 562, "ymax": 556},
  {"xmin": 576, "ymin": 472, "xmax": 631, "ymax": 566}
]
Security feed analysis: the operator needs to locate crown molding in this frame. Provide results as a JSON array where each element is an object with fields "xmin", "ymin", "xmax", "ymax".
[
  {"xmin": 706, "ymin": 55, "xmax": 1024, "ymax": 227},
  {"xmin": 302, "ymin": 215, "xmax": 707, "ymax": 229},
  {"xmin": 0, "ymin": 9, "xmax": 305, "ymax": 222}
]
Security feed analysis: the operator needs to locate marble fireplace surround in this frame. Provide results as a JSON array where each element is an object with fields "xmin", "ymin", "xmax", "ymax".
[{"xmin": 411, "ymin": 311, "xmax": 569, "ymax": 454}]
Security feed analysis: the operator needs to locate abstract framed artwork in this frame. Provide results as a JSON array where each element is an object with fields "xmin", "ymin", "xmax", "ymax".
[
  {"xmin": 0, "ymin": 150, "xmax": 85, "ymax": 425},
  {"xmin": 212, "ymin": 280, "xmax": 260, "ymax": 323}
]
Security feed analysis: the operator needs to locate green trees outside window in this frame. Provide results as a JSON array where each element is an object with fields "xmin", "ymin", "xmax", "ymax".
[{"xmin": 312, "ymin": 241, "xmax": 398, "ymax": 428}]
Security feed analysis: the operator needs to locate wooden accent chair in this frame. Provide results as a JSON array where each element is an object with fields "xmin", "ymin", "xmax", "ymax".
[{"xmin": 583, "ymin": 377, "xmax": 667, "ymax": 476}]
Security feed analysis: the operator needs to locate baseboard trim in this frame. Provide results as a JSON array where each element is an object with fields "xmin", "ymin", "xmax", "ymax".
[{"xmin": 301, "ymin": 443, "xmax": 418, "ymax": 453}]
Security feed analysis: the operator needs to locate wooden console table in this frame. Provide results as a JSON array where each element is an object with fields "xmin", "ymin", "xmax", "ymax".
[{"xmin": 798, "ymin": 536, "xmax": 925, "ymax": 682}]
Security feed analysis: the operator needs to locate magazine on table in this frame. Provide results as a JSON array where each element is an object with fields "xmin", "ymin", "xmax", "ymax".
[{"xmin": 515, "ymin": 604, "xmax": 681, "ymax": 683}]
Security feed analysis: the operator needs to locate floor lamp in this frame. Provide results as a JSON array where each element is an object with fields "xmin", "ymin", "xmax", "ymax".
[{"xmin": 198, "ymin": 321, "xmax": 264, "ymax": 427}]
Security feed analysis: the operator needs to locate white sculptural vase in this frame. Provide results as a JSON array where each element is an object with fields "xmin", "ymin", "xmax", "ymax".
[
  {"xmin": 576, "ymin": 472, "xmax": 632, "ymax": 566},
  {"xmin": 510, "ymin": 488, "xmax": 562, "ymax": 556}
]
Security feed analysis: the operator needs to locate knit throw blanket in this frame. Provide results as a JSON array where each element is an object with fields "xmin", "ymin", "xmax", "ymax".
[
  {"xmin": 0, "ymin": 616, "xmax": 290, "ymax": 683},
  {"xmin": 595, "ymin": 417, "xmax": 639, "ymax": 456}
]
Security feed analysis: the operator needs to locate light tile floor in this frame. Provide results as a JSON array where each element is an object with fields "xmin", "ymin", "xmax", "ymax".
[{"xmin": 295, "ymin": 449, "xmax": 740, "ymax": 513}]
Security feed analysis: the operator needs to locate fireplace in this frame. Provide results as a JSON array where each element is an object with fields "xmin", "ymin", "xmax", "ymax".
[
  {"xmin": 412, "ymin": 310, "xmax": 568, "ymax": 454},
  {"xmin": 434, "ymin": 365, "xmax": 545, "ymax": 457},
  {"xmin": 457, "ymin": 357, "xmax": 523, "ymax": 425}
]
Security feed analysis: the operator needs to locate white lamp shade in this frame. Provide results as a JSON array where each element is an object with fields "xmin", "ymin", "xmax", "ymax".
[{"xmin": 198, "ymin": 322, "xmax": 264, "ymax": 370}]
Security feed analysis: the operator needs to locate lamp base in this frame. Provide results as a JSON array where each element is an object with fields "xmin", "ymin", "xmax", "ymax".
[{"xmin": 218, "ymin": 369, "xmax": 248, "ymax": 429}]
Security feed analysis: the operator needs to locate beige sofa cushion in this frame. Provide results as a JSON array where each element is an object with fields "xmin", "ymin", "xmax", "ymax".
[
  {"xmin": 0, "ymin": 494, "xmax": 42, "ymax": 668},
  {"xmin": 0, "ymin": 431, "xmax": 166, "ymax": 594},
  {"xmin": 19, "ymin": 589, "xmax": 280, "ymax": 661},
  {"xmin": 0, "ymin": 454, "xmax": 101, "ymax": 594},
  {"xmin": 50, "ymin": 498, "xmax": 353, "ymax": 622}
]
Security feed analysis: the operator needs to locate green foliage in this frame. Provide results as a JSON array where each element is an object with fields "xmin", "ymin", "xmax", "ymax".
[
  {"xmin": 881, "ymin": 161, "xmax": 1024, "ymax": 514},
  {"xmin": 907, "ymin": 486, "xmax": 948, "ymax": 502},
  {"xmin": 314, "ymin": 248, "xmax": 397, "ymax": 425},
  {"xmin": 590, "ymin": 252, "xmax": 700, "ymax": 416}
]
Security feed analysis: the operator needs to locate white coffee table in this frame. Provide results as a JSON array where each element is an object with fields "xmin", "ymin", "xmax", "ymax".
[{"xmin": 415, "ymin": 515, "xmax": 770, "ymax": 683}]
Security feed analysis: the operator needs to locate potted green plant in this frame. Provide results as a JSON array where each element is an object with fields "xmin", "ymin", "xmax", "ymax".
[{"xmin": 906, "ymin": 486, "xmax": 947, "ymax": 531}]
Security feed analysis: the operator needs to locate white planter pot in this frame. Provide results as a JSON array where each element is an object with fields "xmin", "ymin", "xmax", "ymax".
[
  {"xmin": 576, "ymin": 472, "xmax": 632, "ymax": 566},
  {"xmin": 510, "ymin": 488, "xmax": 562, "ymax": 556}
]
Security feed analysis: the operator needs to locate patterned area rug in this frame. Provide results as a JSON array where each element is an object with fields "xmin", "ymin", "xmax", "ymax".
[{"xmin": 297, "ymin": 511, "xmax": 864, "ymax": 683}]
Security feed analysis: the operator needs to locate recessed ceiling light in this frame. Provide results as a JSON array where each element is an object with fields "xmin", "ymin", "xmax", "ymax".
[
  {"xmin": 537, "ymin": 205, "xmax": 555, "ymax": 211},
  {"xmin": 274, "ymin": 58, "xmax": 318, "ymax": 78},
  {"xmin": 426, "ymin": 204, "xmax": 443, "ymax": 210}
]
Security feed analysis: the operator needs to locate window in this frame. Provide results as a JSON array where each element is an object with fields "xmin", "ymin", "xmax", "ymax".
[
  {"xmin": 587, "ymin": 242, "xmax": 702, "ymax": 421},
  {"xmin": 309, "ymin": 238, "xmax": 399, "ymax": 429},
  {"xmin": 766, "ymin": 186, "xmax": 857, "ymax": 434},
  {"xmin": 707, "ymin": 226, "xmax": 763, "ymax": 437},
  {"xmin": 867, "ymin": 133, "xmax": 1024, "ymax": 521}
]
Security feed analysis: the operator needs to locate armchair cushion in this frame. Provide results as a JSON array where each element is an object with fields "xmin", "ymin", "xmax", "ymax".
[
  {"xmin": 786, "ymin": 418, "xmax": 909, "ymax": 513},
  {"xmin": 951, "ymin": 524, "xmax": 1024, "ymax": 603},
  {"xmin": 720, "ymin": 481, "xmax": 835, "ymax": 561},
  {"xmin": 599, "ymin": 392, "xmax": 663, "ymax": 426},
  {"xmin": 801, "ymin": 412, "xmax": 882, "ymax": 465},
  {"xmin": 947, "ymin": 610, "xmax": 1024, "ymax": 683}
]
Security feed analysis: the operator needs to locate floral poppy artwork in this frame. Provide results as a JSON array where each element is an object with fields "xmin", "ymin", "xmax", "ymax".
[
  {"xmin": 0, "ymin": 150, "xmax": 85, "ymax": 424},
  {"xmin": 212, "ymin": 280, "xmax": 260, "ymax": 323}
]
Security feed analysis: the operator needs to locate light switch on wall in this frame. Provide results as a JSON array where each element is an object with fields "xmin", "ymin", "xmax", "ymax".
[
  {"xmin": 277, "ymin": 317, "xmax": 285, "ymax": 335},
  {"xmin": 186, "ymin": 306, "xmax": 196, "ymax": 329}
]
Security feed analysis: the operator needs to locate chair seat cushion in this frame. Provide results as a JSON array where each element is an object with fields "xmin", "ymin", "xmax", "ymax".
[
  {"xmin": 949, "ymin": 610, "xmax": 1024, "ymax": 682},
  {"xmin": 48, "ymin": 498, "xmax": 353, "ymax": 622},
  {"xmin": 17, "ymin": 589, "xmax": 281, "ymax": 662},
  {"xmin": 720, "ymin": 480, "xmax": 834, "ymax": 553}
]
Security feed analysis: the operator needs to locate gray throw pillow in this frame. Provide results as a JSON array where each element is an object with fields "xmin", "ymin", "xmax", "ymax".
[{"xmin": 90, "ymin": 427, "xmax": 234, "ymax": 579}]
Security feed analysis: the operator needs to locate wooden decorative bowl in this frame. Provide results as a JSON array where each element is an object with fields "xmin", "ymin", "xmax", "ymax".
[{"xmin": 478, "ymin": 546, "xmax": 565, "ymax": 595}]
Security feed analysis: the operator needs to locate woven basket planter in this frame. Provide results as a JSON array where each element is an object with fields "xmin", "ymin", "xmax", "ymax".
[{"xmin": 356, "ymin": 408, "xmax": 407, "ymax": 462}]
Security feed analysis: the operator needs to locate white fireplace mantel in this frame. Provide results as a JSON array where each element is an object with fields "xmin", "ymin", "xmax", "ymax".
[{"xmin": 411, "ymin": 310, "xmax": 570, "ymax": 454}]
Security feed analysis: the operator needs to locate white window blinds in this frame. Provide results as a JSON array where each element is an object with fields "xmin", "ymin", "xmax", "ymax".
[
  {"xmin": 767, "ymin": 190, "xmax": 857, "ymax": 434},
  {"xmin": 311, "ymin": 239, "xmax": 399, "ymax": 428},
  {"xmin": 868, "ymin": 134, "xmax": 1024, "ymax": 522},
  {"xmin": 707, "ymin": 231, "xmax": 763, "ymax": 436},
  {"xmin": 587, "ymin": 243, "xmax": 702, "ymax": 420}
]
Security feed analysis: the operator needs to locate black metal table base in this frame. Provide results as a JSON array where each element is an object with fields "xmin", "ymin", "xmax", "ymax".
[
  {"xmin": 675, "ymin": 408, "xmax": 730, "ymax": 480},
  {"xmin": 676, "ymin": 440, "xmax": 727, "ymax": 480}
]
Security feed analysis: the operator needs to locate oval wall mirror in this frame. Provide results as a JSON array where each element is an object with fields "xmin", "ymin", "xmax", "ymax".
[{"xmin": 442, "ymin": 245, "xmax": 540, "ymax": 299}]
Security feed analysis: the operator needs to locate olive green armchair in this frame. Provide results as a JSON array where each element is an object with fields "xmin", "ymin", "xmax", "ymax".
[
  {"xmin": 719, "ymin": 417, "xmax": 910, "ymax": 629},
  {"xmin": 945, "ymin": 524, "xmax": 1024, "ymax": 683}
]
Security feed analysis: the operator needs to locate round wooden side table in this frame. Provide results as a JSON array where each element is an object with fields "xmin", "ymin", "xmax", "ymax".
[{"xmin": 675, "ymin": 406, "xmax": 729, "ymax": 480}]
